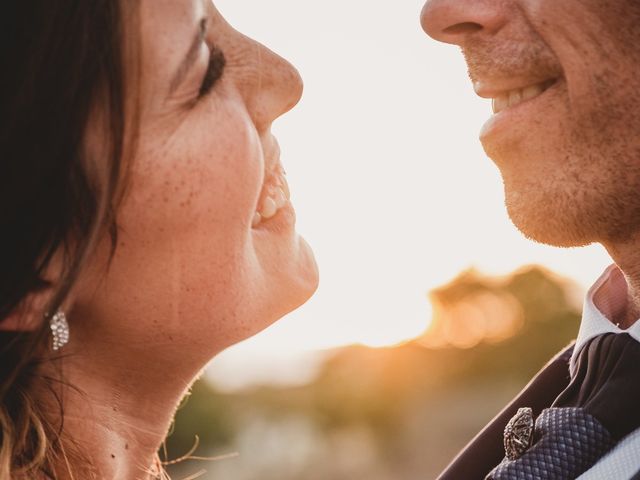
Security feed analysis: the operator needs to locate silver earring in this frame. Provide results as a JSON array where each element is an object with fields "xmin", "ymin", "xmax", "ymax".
[{"xmin": 49, "ymin": 310, "xmax": 70, "ymax": 351}]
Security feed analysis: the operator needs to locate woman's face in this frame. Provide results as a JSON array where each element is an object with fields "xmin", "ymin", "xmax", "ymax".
[{"xmin": 73, "ymin": 0, "xmax": 318, "ymax": 359}]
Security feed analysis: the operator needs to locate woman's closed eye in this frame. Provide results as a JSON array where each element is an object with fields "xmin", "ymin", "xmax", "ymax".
[{"xmin": 198, "ymin": 45, "xmax": 226, "ymax": 98}]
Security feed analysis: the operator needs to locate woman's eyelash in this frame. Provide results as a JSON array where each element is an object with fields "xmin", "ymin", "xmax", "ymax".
[{"xmin": 198, "ymin": 46, "xmax": 226, "ymax": 98}]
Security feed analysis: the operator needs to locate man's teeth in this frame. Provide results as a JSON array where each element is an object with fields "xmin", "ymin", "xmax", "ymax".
[
  {"xmin": 491, "ymin": 80, "xmax": 555, "ymax": 114},
  {"xmin": 252, "ymin": 172, "xmax": 291, "ymax": 228}
]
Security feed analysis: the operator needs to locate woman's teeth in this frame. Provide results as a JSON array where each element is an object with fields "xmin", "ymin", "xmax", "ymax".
[
  {"xmin": 252, "ymin": 170, "xmax": 291, "ymax": 228},
  {"xmin": 491, "ymin": 79, "xmax": 556, "ymax": 114}
]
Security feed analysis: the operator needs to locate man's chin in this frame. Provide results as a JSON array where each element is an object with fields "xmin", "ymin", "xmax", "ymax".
[{"xmin": 505, "ymin": 197, "xmax": 595, "ymax": 249}]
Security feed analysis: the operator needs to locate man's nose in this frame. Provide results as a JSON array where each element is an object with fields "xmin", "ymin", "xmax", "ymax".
[{"xmin": 420, "ymin": 0, "xmax": 507, "ymax": 45}]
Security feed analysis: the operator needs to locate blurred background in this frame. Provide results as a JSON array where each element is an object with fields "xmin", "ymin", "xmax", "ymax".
[{"xmin": 165, "ymin": 0, "xmax": 612, "ymax": 478}]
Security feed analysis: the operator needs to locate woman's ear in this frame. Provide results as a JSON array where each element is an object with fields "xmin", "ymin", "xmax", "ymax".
[
  {"xmin": 0, "ymin": 250, "xmax": 66, "ymax": 332},
  {"xmin": 0, "ymin": 290, "xmax": 52, "ymax": 332}
]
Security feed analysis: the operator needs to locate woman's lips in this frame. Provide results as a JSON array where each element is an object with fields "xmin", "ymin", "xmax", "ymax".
[{"xmin": 252, "ymin": 164, "xmax": 291, "ymax": 228}]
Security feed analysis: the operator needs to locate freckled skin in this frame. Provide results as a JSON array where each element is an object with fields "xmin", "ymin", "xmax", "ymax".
[
  {"xmin": 73, "ymin": 0, "xmax": 318, "ymax": 360},
  {"xmin": 422, "ymin": 0, "xmax": 640, "ymax": 248},
  {"xmin": 36, "ymin": 1, "xmax": 318, "ymax": 477}
]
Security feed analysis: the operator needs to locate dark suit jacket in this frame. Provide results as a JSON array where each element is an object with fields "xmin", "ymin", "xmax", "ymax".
[
  {"xmin": 436, "ymin": 344, "xmax": 575, "ymax": 480},
  {"xmin": 436, "ymin": 334, "xmax": 640, "ymax": 480}
]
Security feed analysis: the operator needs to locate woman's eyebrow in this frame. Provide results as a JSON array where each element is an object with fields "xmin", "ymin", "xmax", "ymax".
[{"xmin": 169, "ymin": 17, "xmax": 208, "ymax": 95}]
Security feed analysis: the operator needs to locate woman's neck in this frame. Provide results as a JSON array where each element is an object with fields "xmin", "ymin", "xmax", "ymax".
[{"xmin": 36, "ymin": 339, "xmax": 204, "ymax": 480}]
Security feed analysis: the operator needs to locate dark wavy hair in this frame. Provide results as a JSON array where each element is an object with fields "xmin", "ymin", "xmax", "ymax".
[{"xmin": 0, "ymin": 1, "xmax": 137, "ymax": 477}]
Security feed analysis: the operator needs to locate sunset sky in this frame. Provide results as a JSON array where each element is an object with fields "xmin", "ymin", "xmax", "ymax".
[{"xmin": 207, "ymin": 0, "xmax": 612, "ymax": 390}]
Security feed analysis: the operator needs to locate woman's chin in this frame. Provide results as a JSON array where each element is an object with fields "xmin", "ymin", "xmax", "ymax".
[
  {"xmin": 289, "ymin": 236, "xmax": 320, "ymax": 305},
  {"xmin": 222, "ymin": 269, "xmax": 318, "ymax": 354},
  {"xmin": 271, "ymin": 234, "xmax": 319, "ymax": 316},
  {"xmin": 247, "ymin": 234, "xmax": 319, "ymax": 338}
]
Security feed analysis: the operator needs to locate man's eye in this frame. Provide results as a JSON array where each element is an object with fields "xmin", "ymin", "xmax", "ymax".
[{"xmin": 198, "ymin": 46, "xmax": 226, "ymax": 98}]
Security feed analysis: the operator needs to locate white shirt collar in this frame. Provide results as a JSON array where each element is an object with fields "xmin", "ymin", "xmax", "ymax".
[{"xmin": 571, "ymin": 264, "xmax": 640, "ymax": 376}]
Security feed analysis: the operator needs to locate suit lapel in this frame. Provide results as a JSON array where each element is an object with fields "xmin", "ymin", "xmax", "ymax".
[{"xmin": 436, "ymin": 344, "xmax": 574, "ymax": 480}]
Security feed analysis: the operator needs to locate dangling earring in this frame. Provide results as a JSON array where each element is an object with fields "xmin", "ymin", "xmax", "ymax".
[{"xmin": 49, "ymin": 310, "xmax": 70, "ymax": 351}]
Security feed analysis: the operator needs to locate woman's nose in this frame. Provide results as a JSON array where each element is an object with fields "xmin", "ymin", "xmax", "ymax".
[
  {"xmin": 420, "ymin": 0, "xmax": 507, "ymax": 45},
  {"xmin": 246, "ymin": 43, "xmax": 304, "ymax": 132}
]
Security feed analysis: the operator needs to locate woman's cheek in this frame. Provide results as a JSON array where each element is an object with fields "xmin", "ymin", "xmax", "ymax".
[
  {"xmin": 183, "ymin": 101, "xmax": 265, "ymax": 225},
  {"xmin": 125, "ymin": 119, "xmax": 261, "ymax": 236}
]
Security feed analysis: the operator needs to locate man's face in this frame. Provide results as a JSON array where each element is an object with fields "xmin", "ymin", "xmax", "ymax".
[{"xmin": 421, "ymin": 0, "xmax": 640, "ymax": 248}]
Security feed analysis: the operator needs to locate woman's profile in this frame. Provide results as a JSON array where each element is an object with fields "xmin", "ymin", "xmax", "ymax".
[{"xmin": 0, "ymin": 1, "xmax": 319, "ymax": 478}]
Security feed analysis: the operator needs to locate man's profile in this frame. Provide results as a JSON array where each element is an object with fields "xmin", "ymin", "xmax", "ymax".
[{"xmin": 421, "ymin": 0, "xmax": 640, "ymax": 478}]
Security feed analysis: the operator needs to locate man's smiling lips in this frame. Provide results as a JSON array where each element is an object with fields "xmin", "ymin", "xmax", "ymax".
[
  {"xmin": 474, "ymin": 76, "xmax": 560, "ymax": 114},
  {"xmin": 472, "ymin": 74, "xmax": 563, "ymax": 142}
]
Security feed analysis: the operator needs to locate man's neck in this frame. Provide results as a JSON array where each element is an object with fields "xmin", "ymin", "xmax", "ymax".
[
  {"xmin": 604, "ymin": 237, "xmax": 640, "ymax": 329},
  {"xmin": 620, "ymin": 277, "xmax": 640, "ymax": 329}
]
